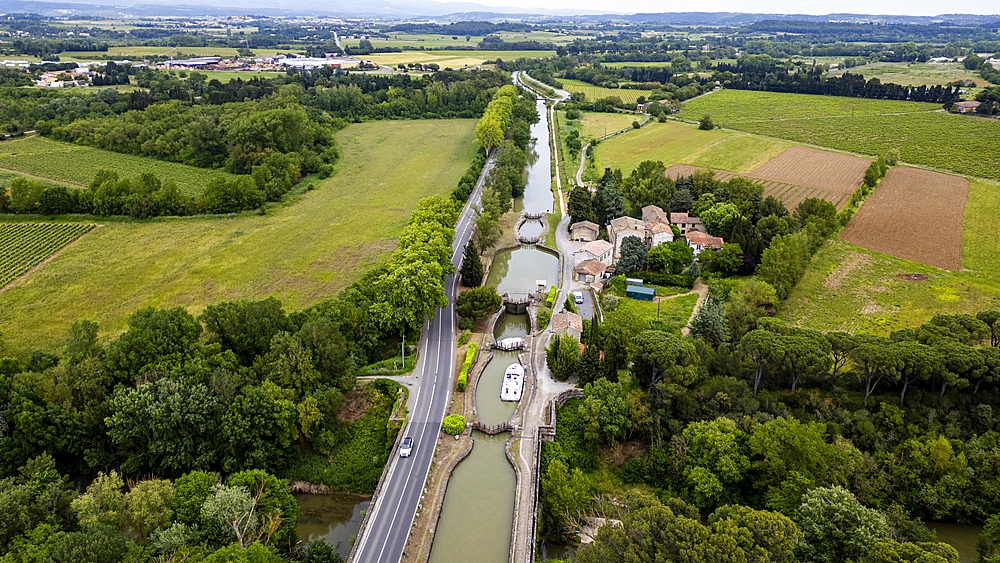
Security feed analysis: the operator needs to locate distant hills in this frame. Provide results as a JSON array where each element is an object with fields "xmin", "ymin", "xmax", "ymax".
[{"xmin": 1, "ymin": 0, "xmax": 998, "ymax": 23}]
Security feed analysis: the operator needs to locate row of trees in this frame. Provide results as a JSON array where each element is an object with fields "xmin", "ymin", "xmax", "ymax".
[{"xmin": 2, "ymin": 153, "xmax": 302, "ymax": 218}]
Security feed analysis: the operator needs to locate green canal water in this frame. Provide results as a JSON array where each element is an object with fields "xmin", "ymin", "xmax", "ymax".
[
  {"xmin": 485, "ymin": 245, "xmax": 559, "ymax": 296},
  {"xmin": 475, "ymin": 350, "xmax": 521, "ymax": 427},
  {"xmin": 293, "ymin": 492, "xmax": 370, "ymax": 557}
]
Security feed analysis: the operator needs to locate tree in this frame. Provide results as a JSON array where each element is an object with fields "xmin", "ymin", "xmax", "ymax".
[
  {"xmin": 682, "ymin": 417, "xmax": 750, "ymax": 510},
  {"xmin": 221, "ymin": 381, "xmax": 299, "ymax": 473},
  {"xmin": 64, "ymin": 319, "xmax": 101, "ymax": 363},
  {"xmin": 895, "ymin": 341, "xmax": 943, "ymax": 406},
  {"xmin": 0, "ymin": 454, "xmax": 76, "ymax": 553},
  {"xmin": 198, "ymin": 297, "xmax": 295, "ymax": 368},
  {"xmin": 370, "ymin": 250, "xmax": 448, "ymax": 335},
  {"xmin": 580, "ymin": 378, "xmax": 633, "ymax": 445},
  {"xmin": 568, "ymin": 186, "xmax": 594, "ymax": 223},
  {"xmin": 71, "ymin": 471, "xmax": 126, "ymax": 530},
  {"xmin": 546, "ymin": 334, "xmax": 580, "ymax": 381},
  {"xmin": 778, "ymin": 331, "xmax": 832, "ymax": 393},
  {"xmin": 700, "ymin": 202, "xmax": 742, "ymax": 236},
  {"xmin": 751, "ymin": 418, "xmax": 846, "ymax": 514},
  {"xmin": 699, "ymin": 114, "xmax": 715, "ymax": 130},
  {"xmin": 459, "ymin": 243, "xmax": 483, "ymax": 287},
  {"xmin": 709, "ymin": 504, "xmax": 802, "ymax": 562},
  {"xmin": 600, "ymin": 182, "xmax": 626, "ymax": 223},
  {"xmin": 577, "ymin": 341, "xmax": 603, "ymax": 386},
  {"xmin": 689, "ymin": 293, "xmax": 729, "ymax": 347},
  {"xmin": 540, "ymin": 459, "xmax": 591, "ymax": 540},
  {"xmin": 106, "ymin": 378, "xmax": 223, "ymax": 476},
  {"xmin": 850, "ymin": 337, "xmax": 900, "ymax": 408},
  {"xmin": 124, "ymin": 479, "xmax": 175, "ymax": 541},
  {"xmin": 455, "ymin": 286, "xmax": 501, "ymax": 322},
  {"xmin": 617, "ymin": 235, "xmax": 648, "ymax": 273},
  {"xmin": 172, "ymin": 470, "xmax": 218, "ymax": 526},
  {"xmin": 700, "ymin": 242, "xmax": 743, "ymax": 277},
  {"xmin": 862, "ymin": 538, "xmax": 958, "ymax": 563},
  {"xmin": 795, "ymin": 486, "xmax": 889, "ymax": 563},
  {"xmin": 739, "ymin": 329, "xmax": 781, "ymax": 396},
  {"xmin": 227, "ymin": 469, "xmax": 299, "ymax": 550},
  {"xmin": 200, "ymin": 484, "xmax": 261, "ymax": 549},
  {"xmin": 758, "ymin": 233, "xmax": 808, "ymax": 300},
  {"xmin": 630, "ymin": 330, "xmax": 700, "ymax": 390},
  {"xmin": 104, "ymin": 306, "xmax": 203, "ymax": 381},
  {"xmin": 475, "ymin": 114, "xmax": 504, "ymax": 151}
]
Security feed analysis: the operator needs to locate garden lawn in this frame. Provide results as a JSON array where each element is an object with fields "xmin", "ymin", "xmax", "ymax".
[
  {"xmin": 680, "ymin": 90, "xmax": 1000, "ymax": 179},
  {"xmin": 595, "ymin": 120, "xmax": 790, "ymax": 177},
  {"xmin": 613, "ymin": 293, "xmax": 700, "ymax": 330},
  {"xmin": 0, "ymin": 119, "xmax": 477, "ymax": 356},
  {"xmin": 0, "ymin": 135, "xmax": 235, "ymax": 197}
]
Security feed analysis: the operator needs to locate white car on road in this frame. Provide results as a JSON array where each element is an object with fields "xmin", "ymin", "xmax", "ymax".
[{"xmin": 400, "ymin": 437, "xmax": 413, "ymax": 458}]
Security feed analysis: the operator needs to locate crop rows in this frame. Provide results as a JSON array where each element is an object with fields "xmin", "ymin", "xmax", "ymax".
[
  {"xmin": 712, "ymin": 171, "xmax": 848, "ymax": 211},
  {"xmin": 0, "ymin": 135, "xmax": 234, "ymax": 197},
  {"xmin": 560, "ymin": 79, "xmax": 645, "ymax": 105},
  {"xmin": 0, "ymin": 223, "xmax": 96, "ymax": 288}
]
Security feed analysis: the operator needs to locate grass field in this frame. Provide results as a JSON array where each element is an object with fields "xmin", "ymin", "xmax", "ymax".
[
  {"xmin": 680, "ymin": 90, "xmax": 1000, "ymax": 179},
  {"xmin": 0, "ymin": 119, "xmax": 477, "ymax": 356},
  {"xmin": 0, "ymin": 135, "xmax": 233, "ymax": 197},
  {"xmin": 828, "ymin": 60, "xmax": 984, "ymax": 87},
  {"xmin": 571, "ymin": 111, "xmax": 641, "ymax": 141},
  {"xmin": 559, "ymin": 78, "xmax": 647, "ymax": 105},
  {"xmin": 365, "ymin": 50, "xmax": 554, "ymax": 68},
  {"xmin": 594, "ymin": 120, "xmax": 791, "ymax": 177},
  {"xmin": 0, "ymin": 223, "xmax": 96, "ymax": 289},
  {"xmin": 779, "ymin": 236, "xmax": 1000, "ymax": 335},
  {"xmin": 611, "ymin": 293, "xmax": 700, "ymax": 331},
  {"xmin": 0, "ymin": 169, "xmax": 76, "ymax": 191}
]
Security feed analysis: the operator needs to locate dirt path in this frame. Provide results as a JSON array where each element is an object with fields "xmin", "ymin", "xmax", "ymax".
[{"xmin": 680, "ymin": 277, "xmax": 709, "ymax": 337}]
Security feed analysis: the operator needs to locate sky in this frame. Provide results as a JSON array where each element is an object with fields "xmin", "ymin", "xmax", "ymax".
[{"xmin": 459, "ymin": 0, "xmax": 998, "ymax": 17}]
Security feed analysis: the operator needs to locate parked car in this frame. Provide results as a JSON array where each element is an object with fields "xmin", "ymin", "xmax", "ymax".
[
  {"xmin": 400, "ymin": 437, "xmax": 413, "ymax": 458},
  {"xmin": 572, "ymin": 290, "xmax": 585, "ymax": 304}
]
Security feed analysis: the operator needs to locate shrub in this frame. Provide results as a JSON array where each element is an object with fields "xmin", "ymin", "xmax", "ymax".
[
  {"xmin": 442, "ymin": 415, "xmax": 466, "ymax": 435},
  {"xmin": 603, "ymin": 294, "xmax": 620, "ymax": 312},
  {"xmin": 537, "ymin": 307, "xmax": 552, "ymax": 331},
  {"xmin": 456, "ymin": 342, "xmax": 477, "ymax": 391},
  {"xmin": 564, "ymin": 295, "xmax": 577, "ymax": 314},
  {"xmin": 458, "ymin": 329, "xmax": 471, "ymax": 346},
  {"xmin": 545, "ymin": 285, "xmax": 558, "ymax": 307}
]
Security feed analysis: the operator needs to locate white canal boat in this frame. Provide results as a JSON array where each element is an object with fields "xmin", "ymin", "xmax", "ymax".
[{"xmin": 500, "ymin": 363, "xmax": 524, "ymax": 402}]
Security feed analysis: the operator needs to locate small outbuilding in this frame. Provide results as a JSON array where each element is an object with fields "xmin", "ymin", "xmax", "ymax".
[
  {"xmin": 570, "ymin": 220, "xmax": 600, "ymax": 242},
  {"xmin": 625, "ymin": 285, "xmax": 656, "ymax": 301}
]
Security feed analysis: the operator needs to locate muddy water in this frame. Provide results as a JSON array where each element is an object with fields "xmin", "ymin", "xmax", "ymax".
[
  {"xmin": 485, "ymin": 246, "xmax": 559, "ymax": 296},
  {"xmin": 475, "ymin": 351, "xmax": 521, "ymax": 427},
  {"xmin": 516, "ymin": 99, "xmax": 555, "ymax": 215},
  {"xmin": 427, "ymin": 432, "xmax": 516, "ymax": 563},
  {"xmin": 930, "ymin": 522, "xmax": 982, "ymax": 563},
  {"xmin": 495, "ymin": 313, "xmax": 529, "ymax": 340},
  {"xmin": 293, "ymin": 492, "xmax": 370, "ymax": 557},
  {"xmin": 519, "ymin": 219, "xmax": 544, "ymax": 238}
]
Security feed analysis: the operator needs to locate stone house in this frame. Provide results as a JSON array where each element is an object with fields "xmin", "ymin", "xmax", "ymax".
[
  {"xmin": 570, "ymin": 220, "xmax": 599, "ymax": 242},
  {"xmin": 573, "ymin": 239, "xmax": 614, "ymax": 266},
  {"xmin": 670, "ymin": 212, "xmax": 705, "ymax": 235},
  {"xmin": 573, "ymin": 259, "xmax": 608, "ymax": 283}
]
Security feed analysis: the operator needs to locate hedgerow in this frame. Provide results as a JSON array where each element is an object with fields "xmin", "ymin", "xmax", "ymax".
[{"xmin": 457, "ymin": 342, "xmax": 477, "ymax": 391}]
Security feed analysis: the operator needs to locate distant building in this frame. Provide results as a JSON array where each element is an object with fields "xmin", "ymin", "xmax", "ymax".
[
  {"xmin": 607, "ymin": 204, "xmax": 675, "ymax": 259},
  {"xmin": 955, "ymin": 101, "xmax": 981, "ymax": 113}
]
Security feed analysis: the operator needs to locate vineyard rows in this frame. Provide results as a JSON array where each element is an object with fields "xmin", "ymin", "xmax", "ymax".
[
  {"xmin": 0, "ymin": 223, "xmax": 96, "ymax": 288},
  {"xmin": 560, "ymin": 78, "xmax": 645, "ymax": 105},
  {"xmin": 713, "ymin": 171, "xmax": 850, "ymax": 210},
  {"xmin": 0, "ymin": 135, "xmax": 234, "ymax": 197}
]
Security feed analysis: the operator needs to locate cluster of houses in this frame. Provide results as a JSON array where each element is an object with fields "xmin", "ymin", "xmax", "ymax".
[
  {"xmin": 569, "ymin": 204, "xmax": 723, "ymax": 284},
  {"xmin": 36, "ymin": 69, "xmax": 91, "ymax": 88},
  {"xmin": 155, "ymin": 55, "xmax": 369, "ymax": 72}
]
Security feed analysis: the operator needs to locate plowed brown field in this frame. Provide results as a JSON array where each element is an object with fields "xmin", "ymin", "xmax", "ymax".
[
  {"xmin": 745, "ymin": 146, "xmax": 871, "ymax": 193},
  {"xmin": 665, "ymin": 162, "xmax": 853, "ymax": 211},
  {"xmin": 840, "ymin": 166, "xmax": 968, "ymax": 270}
]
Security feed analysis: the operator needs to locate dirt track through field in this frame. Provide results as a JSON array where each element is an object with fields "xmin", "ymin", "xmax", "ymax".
[
  {"xmin": 840, "ymin": 166, "xmax": 968, "ymax": 270},
  {"xmin": 745, "ymin": 146, "xmax": 870, "ymax": 192}
]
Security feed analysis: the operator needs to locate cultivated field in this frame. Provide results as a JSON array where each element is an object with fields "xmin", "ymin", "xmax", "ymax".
[
  {"xmin": 828, "ymin": 60, "xmax": 985, "ymax": 87},
  {"xmin": 840, "ymin": 166, "xmax": 969, "ymax": 270},
  {"xmin": 596, "ymin": 120, "xmax": 791, "ymax": 177},
  {"xmin": 365, "ymin": 50, "xmax": 554, "ymax": 68},
  {"xmin": 746, "ymin": 146, "xmax": 870, "ymax": 193},
  {"xmin": 681, "ymin": 89, "xmax": 1000, "ymax": 179},
  {"xmin": 559, "ymin": 78, "xmax": 647, "ymax": 105},
  {"xmin": 0, "ymin": 223, "xmax": 96, "ymax": 290},
  {"xmin": 0, "ymin": 119, "xmax": 477, "ymax": 355},
  {"xmin": 0, "ymin": 135, "xmax": 234, "ymax": 197}
]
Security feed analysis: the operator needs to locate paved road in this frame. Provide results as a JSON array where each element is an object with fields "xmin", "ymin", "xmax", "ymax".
[{"xmin": 350, "ymin": 151, "xmax": 495, "ymax": 563}]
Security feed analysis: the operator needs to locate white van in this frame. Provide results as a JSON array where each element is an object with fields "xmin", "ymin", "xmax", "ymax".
[{"xmin": 572, "ymin": 290, "xmax": 584, "ymax": 304}]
